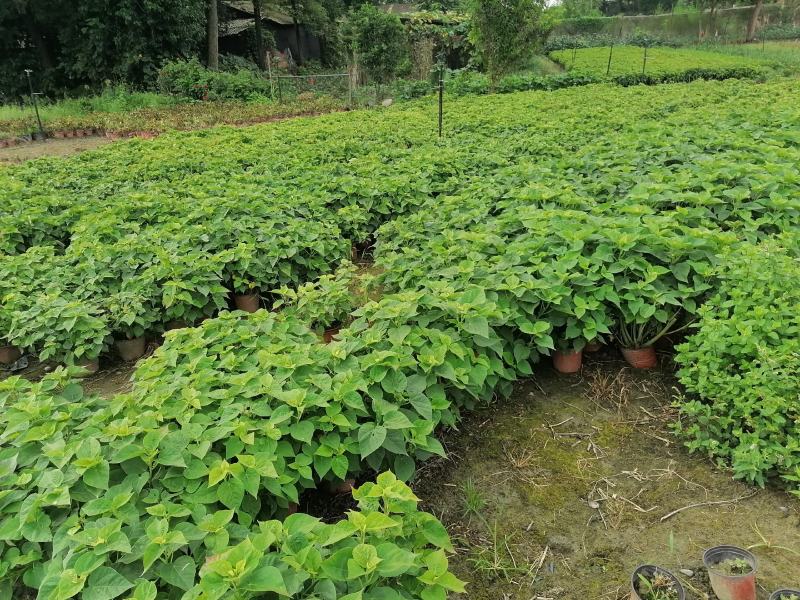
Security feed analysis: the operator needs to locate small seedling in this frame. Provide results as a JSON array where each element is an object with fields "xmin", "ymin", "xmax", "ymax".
[
  {"xmin": 712, "ymin": 557, "xmax": 752, "ymax": 576},
  {"xmin": 636, "ymin": 572, "xmax": 681, "ymax": 600},
  {"xmin": 461, "ymin": 477, "xmax": 486, "ymax": 522}
]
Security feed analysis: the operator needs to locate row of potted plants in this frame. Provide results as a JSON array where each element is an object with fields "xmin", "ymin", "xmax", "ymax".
[{"xmin": 632, "ymin": 545, "xmax": 798, "ymax": 600}]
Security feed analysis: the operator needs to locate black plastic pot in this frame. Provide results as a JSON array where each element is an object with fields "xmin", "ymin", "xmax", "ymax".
[
  {"xmin": 630, "ymin": 565, "xmax": 685, "ymax": 600},
  {"xmin": 703, "ymin": 546, "xmax": 757, "ymax": 600},
  {"xmin": 770, "ymin": 590, "xmax": 800, "ymax": 600}
]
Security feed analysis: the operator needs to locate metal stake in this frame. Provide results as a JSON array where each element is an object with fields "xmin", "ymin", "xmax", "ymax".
[
  {"xmin": 606, "ymin": 42, "xmax": 614, "ymax": 76},
  {"xmin": 438, "ymin": 62, "xmax": 444, "ymax": 138},
  {"xmin": 642, "ymin": 46, "xmax": 648, "ymax": 74},
  {"xmin": 24, "ymin": 69, "xmax": 45, "ymax": 140}
]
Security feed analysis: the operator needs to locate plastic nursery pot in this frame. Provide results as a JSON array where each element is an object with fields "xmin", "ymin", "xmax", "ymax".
[
  {"xmin": 630, "ymin": 565, "xmax": 685, "ymax": 600},
  {"xmin": 770, "ymin": 589, "xmax": 800, "ymax": 600},
  {"xmin": 234, "ymin": 292, "xmax": 260, "ymax": 313},
  {"xmin": 703, "ymin": 545, "xmax": 757, "ymax": 600},
  {"xmin": 553, "ymin": 349, "xmax": 582, "ymax": 374},
  {"xmin": 164, "ymin": 320, "xmax": 187, "ymax": 331},
  {"xmin": 323, "ymin": 326, "xmax": 341, "ymax": 344},
  {"xmin": 585, "ymin": 339, "xmax": 603, "ymax": 353},
  {"xmin": 116, "ymin": 337, "xmax": 146, "ymax": 362},
  {"xmin": 621, "ymin": 346, "xmax": 658, "ymax": 369},
  {"xmin": 0, "ymin": 345, "xmax": 22, "ymax": 365}
]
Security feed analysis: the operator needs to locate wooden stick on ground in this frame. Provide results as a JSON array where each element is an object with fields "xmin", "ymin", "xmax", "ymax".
[{"xmin": 659, "ymin": 490, "xmax": 759, "ymax": 522}]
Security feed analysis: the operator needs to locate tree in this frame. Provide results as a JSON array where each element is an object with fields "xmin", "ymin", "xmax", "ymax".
[
  {"xmin": 252, "ymin": 0, "xmax": 266, "ymax": 69},
  {"xmin": 344, "ymin": 4, "xmax": 409, "ymax": 83},
  {"xmin": 467, "ymin": 0, "xmax": 548, "ymax": 88},
  {"xmin": 745, "ymin": 0, "xmax": 764, "ymax": 42},
  {"xmin": 208, "ymin": 0, "xmax": 219, "ymax": 70},
  {"xmin": 0, "ymin": 0, "xmax": 205, "ymax": 99}
]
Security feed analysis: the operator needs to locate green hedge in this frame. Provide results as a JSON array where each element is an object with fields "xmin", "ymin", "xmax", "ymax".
[
  {"xmin": 157, "ymin": 59, "xmax": 273, "ymax": 101},
  {"xmin": 675, "ymin": 236, "xmax": 800, "ymax": 491}
]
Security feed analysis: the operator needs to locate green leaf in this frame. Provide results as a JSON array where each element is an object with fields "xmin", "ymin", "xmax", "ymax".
[
  {"xmin": 358, "ymin": 424, "xmax": 387, "ymax": 458},
  {"xmin": 82, "ymin": 567, "xmax": 133, "ymax": 600},
  {"xmin": 463, "ymin": 316, "xmax": 490, "ymax": 338},
  {"xmin": 241, "ymin": 566, "xmax": 288, "ymax": 594},
  {"xmin": 155, "ymin": 555, "xmax": 196, "ymax": 591},
  {"xmin": 289, "ymin": 421, "xmax": 315, "ymax": 443}
]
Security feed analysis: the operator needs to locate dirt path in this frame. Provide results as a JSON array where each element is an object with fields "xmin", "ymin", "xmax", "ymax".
[
  {"xmin": 415, "ymin": 350, "xmax": 800, "ymax": 599},
  {"xmin": 0, "ymin": 136, "xmax": 113, "ymax": 164}
]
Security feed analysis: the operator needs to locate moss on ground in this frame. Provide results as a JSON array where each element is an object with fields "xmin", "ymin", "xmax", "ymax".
[{"xmin": 414, "ymin": 351, "xmax": 800, "ymax": 599}]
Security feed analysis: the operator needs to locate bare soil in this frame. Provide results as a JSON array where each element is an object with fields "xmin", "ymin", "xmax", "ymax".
[
  {"xmin": 414, "ymin": 350, "xmax": 800, "ymax": 600},
  {"xmin": 0, "ymin": 136, "xmax": 112, "ymax": 164}
]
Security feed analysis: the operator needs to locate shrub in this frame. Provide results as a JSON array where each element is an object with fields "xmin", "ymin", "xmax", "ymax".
[
  {"xmin": 157, "ymin": 58, "xmax": 273, "ymax": 101},
  {"xmin": 8, "ymin": 294, "xmax": 108, "ymax": 364},
  {"xmin": 344, "ymin": 5, "xmax": 409, "ymax": 84},
  {"xmin": 675, "ymin": 237, "xmax": 800, "ymax": 493}
]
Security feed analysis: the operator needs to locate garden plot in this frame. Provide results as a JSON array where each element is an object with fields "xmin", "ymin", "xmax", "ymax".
[
  {"xmin": 2, "ymin": 78, "xmax": 800, "ymax": 599},
  {"xmin": 417, "ymin": 357, "xmax": 800, "ymax": 599}
]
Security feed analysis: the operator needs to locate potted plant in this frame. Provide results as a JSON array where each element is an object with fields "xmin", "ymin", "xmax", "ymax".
[
  {"xmin": 770, "ymin": 590, "xmax": 800, "ymax": 600},
  {"xmin": 703, "ymin": 546, "xmax": 757, "ymax": 600},
  {"xmin": 8, "ymin": 295, "xmax": 109, "ymax": 377},
  {"xmin": 272, "ymin": 262, "xmax": 359, "ymax": 340},
  {"xmin": 552, "ymin": 340, "xmax": 583, "ymax": 374},
  {"xmin": 233, "ymin": 285, "xmax": 261, "ymax": 313},
  {"xmin": 222, "ymin": 242, "xmax": 263, "ymax": 313},
  {"xmin": 154, "ymin": 249, "xmax": 230, "ymax": 327},
  {"xmin": 106, "ymin": 289, "xmax": 159, "ymax": 362},
  {"xmin": 631, "ymin": 565, "xmax": 685, "ymax": 600}
]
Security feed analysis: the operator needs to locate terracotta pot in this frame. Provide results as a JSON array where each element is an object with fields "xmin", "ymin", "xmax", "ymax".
[
  {"xmin": 631, "ymin": 565, "xmax": 685, "ymax": 600},
  {"xmin": 323, "ymin": 327, "xmax": 341, "ymax": 344},
  {"xmin": 770, "ymin": 590, "xmax": 800, "ymax": 600},
  {"xmin": 287, "ymin": 502, "xmax": 299, "ymax": 515},
  {"xmin": 621, "ymin": 346, "xmax": 657, "ymax": 369},
  {"xmin": 553, "ymin": 349, "xmax": 582, "ymax": 374},
  {"xmin": 0, "ymin": 345, "xmax": 22, "ymax": 365},
  {"xmin": 703, "ymin": 546, "xmax": 757, "ymax": 600},
  {"xmin": 73, "ymin": 358, "xmax": 100, "ymax": 377},
  {"xmin": 0, "ymin": 140, "xmax": 8, "ymax": 148},
  {"xmin": 82, "ymin": 129, "xmax": 93, "ymax": 137},
  {"xmin": 116, "ymin": 337, "xmax": 146, "ymax": 362},
  {"xmin": 330, "ymin": 478, "xmax": 356, "ymax": 495},
  {"xmin": 234, "ymin": 292, "xmax": 260, "ymax": 313},
  {"xmin": 585, "ymin": 339, "xmax": 602, "ymax": 352},
  {"xmin": 53, "ymin": 131, "xmax": 67, "ymax": 139}
]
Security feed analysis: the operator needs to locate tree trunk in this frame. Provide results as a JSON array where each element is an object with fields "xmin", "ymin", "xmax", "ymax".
[
  {"xmin": 253, "ymin": 0, "xmax": 266, "ymax": 70},
  {"xmin": 746, "ymin": 0, "xmax": 764, "ymax": 42},
  {"xmin": 207, "ymin": 0, "xmax": 219, "ymax": 70},
  {"xmin": 290, "ymin": 0, "xmax": 304, "ymax": 65}
]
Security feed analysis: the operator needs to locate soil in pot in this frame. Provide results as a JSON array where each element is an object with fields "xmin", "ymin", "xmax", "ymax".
[
  {"xmin": 703, "ymin": 546, "xmax": 757, "ymax": 600},
  {"xmin": 621, "ymin": 346, "xmax": 657, "ymax": 369},
  {"xmin": 631, "ymin": 565, "xmax": 685, "ymax": 600},
  {"xmin": 116, "ymin": 337, "xmax": 146, "ymax": 362},
  {"xmin": 0, "ymin": 345, "xmax": 22, "ymax": 365},
  {"xmin": 770, "ymin": 590, "xmax": 800, "ymax": 600},
  {"xmin": 234, "ymin": 292, "xmax": 260, "ymax": 313},
  {"xmin": 553, "ymin": 349, "xmax": 582, "ymax": 374}
]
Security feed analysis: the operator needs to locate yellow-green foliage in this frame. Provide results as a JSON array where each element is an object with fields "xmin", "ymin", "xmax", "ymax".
[{"xmin": 551, "ymin": 45, "xmax": 765, "ymax": 76}]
